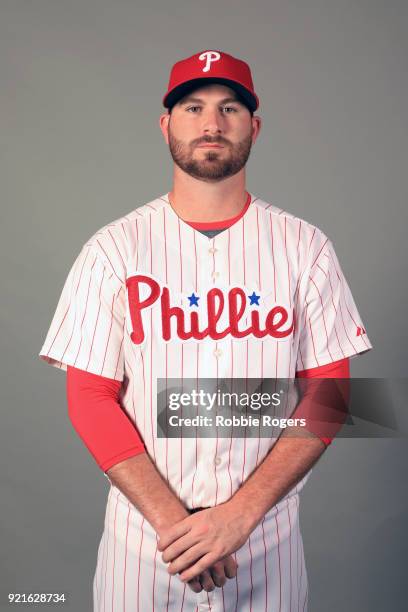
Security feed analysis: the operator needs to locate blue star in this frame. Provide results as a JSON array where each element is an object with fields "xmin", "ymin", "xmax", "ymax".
[
  {"xmin": 248, "ymin": 291, "xmax": 260, "ymax": 306},
  {"xmin": 188, "ymin": 293, "xmax": 200, "ymax": 307}
]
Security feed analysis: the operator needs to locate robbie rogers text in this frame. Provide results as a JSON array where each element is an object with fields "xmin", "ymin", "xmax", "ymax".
[{"xmin": 168, "ymin": 415, "xmax": 307, "ymax": 428}]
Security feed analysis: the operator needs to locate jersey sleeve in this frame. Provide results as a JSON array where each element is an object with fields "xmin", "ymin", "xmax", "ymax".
[
  {"xmin": 38, "ymin": 243, "xmax": 126, "ymax": 381},
  {"xmin": 296, "ymin": 234, "xmax": 373, "ymax": 371}
]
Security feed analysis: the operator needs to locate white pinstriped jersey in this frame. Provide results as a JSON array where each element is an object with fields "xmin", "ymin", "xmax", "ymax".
[{"xmin": 39, "ymin": 192, "xmax": 372, "ymax": 508}]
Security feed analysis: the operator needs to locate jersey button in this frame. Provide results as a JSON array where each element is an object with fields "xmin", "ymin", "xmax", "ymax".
[
  {"xmin": 213, "ymin": 348, "xmax": 223, "ymax": 358},
  {"xmin": 211, "ymin": 271, "xmax": 220, "ymax": 280},
  {"xmin": 214, "ymin": 456, "xmax": 222, "ymax": 466},
  {"xmin": 208, "ymin": 246, "xmax": 218, "ymax": 254}
]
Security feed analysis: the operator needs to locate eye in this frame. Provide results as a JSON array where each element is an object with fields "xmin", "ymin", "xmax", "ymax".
[
  {"xmin": 222, "ymin": 106, "xmax": 238, "ymax": 113},
  {"xmin": 186, "ymin": 106, "xmax": 201, "ymax": 113}
]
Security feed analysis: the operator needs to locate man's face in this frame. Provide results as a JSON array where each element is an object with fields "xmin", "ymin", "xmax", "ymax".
[{"xmin": 160, "ymin": 84, "xmax": 261, "ymax": 182}]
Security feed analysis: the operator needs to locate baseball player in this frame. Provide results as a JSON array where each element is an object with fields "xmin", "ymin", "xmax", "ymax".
[{"xmin": 39, "ymin": 50, "xmax": 373, "ymax": 611}]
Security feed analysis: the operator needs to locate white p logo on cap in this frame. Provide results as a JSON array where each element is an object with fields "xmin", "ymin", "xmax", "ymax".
[{"xmin": 198, "ymin": 51, "xmax": 221, "ymax": 73}]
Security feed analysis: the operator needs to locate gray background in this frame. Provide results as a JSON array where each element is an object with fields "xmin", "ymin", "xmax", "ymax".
[{"xmin": 1, "ymin": 0, "xmax": 407, "ymax": 610}]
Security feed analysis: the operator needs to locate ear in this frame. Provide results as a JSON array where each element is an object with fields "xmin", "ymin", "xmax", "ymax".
[
  {"xmin": 159, "ymin": 112, "xmax": 171, "ymax": 145},
  {"xmin": 251, "ymin": 115, "xmax": 262, "ymax": 144}
]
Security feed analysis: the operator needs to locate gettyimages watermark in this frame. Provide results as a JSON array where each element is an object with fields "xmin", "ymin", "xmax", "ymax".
[{"xmin": 157, "ymin": 378, "xmax": 408, "ymax": 439}]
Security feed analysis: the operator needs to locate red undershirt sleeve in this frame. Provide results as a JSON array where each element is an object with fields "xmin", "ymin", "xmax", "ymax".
[
  {"xmin": 66, "ymin": 365, "xmax": 146, "ymax": 473},
  {"xmin": 295, "ymin": 357, "xmax": 350, "ymax": 446},
  {"xmin": 66, "ymin": 343, "xmax": 348, "ymax": 472}
]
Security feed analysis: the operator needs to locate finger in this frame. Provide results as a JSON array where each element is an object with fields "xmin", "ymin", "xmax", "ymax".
[
  {"xmin": 179, "ymin": 552, "xmax": 218, "ymax": 583},
  {"xmin": 223, "ymin": 555, "xmax": 238, "ymax": 579},
  {"xmin": 161, "ymin": 532, "xmax": 198, "ymax": 563},
  {"xmin": 168, "ymin": 543, "xmax": 207, "ymax": 575},
  {"xmin": 198, "ymin": 570, "xmax": 216, "ymax": 592},
  {"xmin": 186, "ymin": 577, "xmax": 203, "ymax": 593},
  {"xmin": 209, "ymin": 561, "xmax": 227, "ymax": 588},
  {"xmin": 157, "ymin": 520, "xmax": 192, "ymax": 551}
]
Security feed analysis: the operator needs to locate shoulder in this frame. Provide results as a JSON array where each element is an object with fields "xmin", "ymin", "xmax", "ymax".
[
  {"xmin": 80, "ymin": 194, "xmax": 167, "ymax": 285},
  {"xmin": 252, "ymin": 195, "xmax": 332, "ymax": 261}
]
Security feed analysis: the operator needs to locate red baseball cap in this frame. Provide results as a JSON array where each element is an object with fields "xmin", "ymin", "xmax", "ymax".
[{"xmin": 163, "ymin": 50, "xmax": 259, "ymax": 112}]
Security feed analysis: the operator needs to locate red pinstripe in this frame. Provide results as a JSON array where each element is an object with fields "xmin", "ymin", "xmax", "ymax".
[
  {"xmin": 180, "ymin": 583, "xmax": 186, "ymax": 611},
  {"xmin": 73, "ymin": 255, "xmax": 98, "ymax": 366},
  {"xmin": 180, "ymin": 343, "xmax": 184, "ymax": 495},
  {"xmin": 297, "ymin": 220, "xmax": 302, "ymax": 256},
  {"xmin": 111, "ymin": 490, "xmax": 120, "ymax": 611},
  {"xmin": 178, "ymin": 219, "xmax": 183, "ymax": 292},
  {"xmin": 214, "ymin": 340, "xmax": 220, "ymax": 506},
  {"xmin": 96, "ymin": 487, "xmax": 112, "ymax": 611},
  {"xmin": 275, "ymin": 513, "xmax": 282, "ymax": 612},
  {"xmin": 295, "ymin": 496, "xmax": 301, "ymax": 611},
  {"xmin": 326, "ymin": 261, "xmax": 359, "ymax": 353},
  {"xmin": 331, "ymin": 254, "xmax": 370, "ymax": 350},
  {"xmin": 287, "ymin": 500, "xmax": 292, "ymax": 612},
  {"xmin": 242, "ymin": 216, "xmax": 246, "ymax": 285},
  {"xmin": 256, "ymin": 207, "xmax": 261, "ymax": 290},
  {"xmin": 233, "ymin": 550, "xmax": 239, "ymax": 610},
  {"xmin": 163, "ymin": 210, "xmax": 169, "ymax": 484},
  {"xmin": 152, "ymin": 539, "xmax": 158, "ymax": 611},
  {"xmin": 261, "ymin": 516, "xmax": 268, "ymax": 612},
  {"xmin": 108, "ymin": 229, "xmax": 126, "ymax": 270},
  {"xmin": 314, "ymin": 264, "xmax": 347, "ymax": 359},
  {"xmin": 140, "ymin": 348, "xmax": 146, "ymax": 439},
  {"xmin": 136, "ymin": 516, "xmax": 145, "ymax": 610},
  {"xmin": 122, "ymin": 497, "xmax": 131, "ymax": 610},
  {"xmin": 113, "ymin": 313, "xmax": 125, "ymax": 380},
  {"xmin": 228, "ymin": 229, "xmax": 231, "ymax": 285},
  {"xmin": 191, "ymin": 343, "xmax": 199, "ymax": 506},
  {"xmin": 163, "ymin": 208, "xmax": 168, "ymax": 284},
  {"xmin": 135, "ymin": 218, "xmax": 139, "ymax": 269},
  {"xmin": 103, "ymin": 488, "xmax": 112, "ymax": 611},
  {"xmin": 96, "ymin": 240, "xmax": 122, "ymax": 285},
  {"xmin": 85, "ymin": 268, "xmax": 105, "ymax": 370},
  {"xmin": 193, "ymin": 230, "xmax": 197, "ymax": 292},
  {"xmin": 285, "ymin": 217, "xmax": 292, "ymax": 305},
  {"xmin": 56, "ymin": 252, "xmax": 96, "ymax": 363},
  {"xmin": 309, "ymin": 276, "xmax": 335, "ymax": 362},
  {"xmin": 123, "ymin": 356, "xmax": 137, "ymax": 431},
  {"xmin": 248, "ymin": 534, "xmax": 254, "ymax": 611},
  {"xmin": 149, "ymin": 215, "xmax": 156, "ymax": 463},
  {"xmin": 179, "ymin": 221, "xmax": 184, "ymax": 498},
  {"xmin": 269, "ymin": 215, "xmax": 277, "ymax": 301},
  {"xmin": 308, "ymin": 228, "xmax": 316, "ymax": 254},
  {"xmin": 149, "ymin": 310, "xmax": 156, "ymax": 461},
  {"xmin": 44, "ymin": 241, "xmax": 89, "ymax": 354},
  {"xmin": 310, "ymin": 237, "xmax": 328, "ymax": 268},
  {"xmin": 306, "ymin": 303, "xmax": 320, "ymax": 366}
]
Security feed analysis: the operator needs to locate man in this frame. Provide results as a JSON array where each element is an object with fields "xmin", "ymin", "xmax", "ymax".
[{"xmin": 39, "ymin": 50, "xmax": 372, "ymax": 611}]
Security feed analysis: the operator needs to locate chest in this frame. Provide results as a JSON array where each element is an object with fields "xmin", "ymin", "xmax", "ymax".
[{"xmin": 124, "ymin": 217, "xmax": 301, "ymax": 347}]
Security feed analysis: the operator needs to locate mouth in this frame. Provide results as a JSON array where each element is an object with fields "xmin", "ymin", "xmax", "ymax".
[{"xmin": 197, "ymin": 144, "xmax": 224, "ymax": 149}]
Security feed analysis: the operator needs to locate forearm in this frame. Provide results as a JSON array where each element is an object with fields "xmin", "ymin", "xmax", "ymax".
[
  {"xmin": 229, "ymin": 426, "xmax": 325, "ymax": 531},
  {"xmin": 66, "ymin": 366, "xmax": 190, "ymax": 534},
  {"xmin": 228, "ymin": 360, "xmax": 350, "ymax": 531},
  {"xmin": 106, "ymin": 453, "xmax": 190, "ymax": 533}
]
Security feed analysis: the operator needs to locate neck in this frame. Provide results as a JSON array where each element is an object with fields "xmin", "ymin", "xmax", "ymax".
[{"xmin": 168, "ymin": 166, "xmax": 248, "ymax": 223}]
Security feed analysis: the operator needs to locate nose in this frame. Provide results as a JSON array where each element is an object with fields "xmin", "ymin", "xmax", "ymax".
[{"xmin": 202, "ymin": 107, "xmax": 223, "ymax": 136}]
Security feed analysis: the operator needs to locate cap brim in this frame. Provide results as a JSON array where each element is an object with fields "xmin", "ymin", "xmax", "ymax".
[{"xmin": 163, "ymin": 77, "xmax": 258, "ymax": 112}]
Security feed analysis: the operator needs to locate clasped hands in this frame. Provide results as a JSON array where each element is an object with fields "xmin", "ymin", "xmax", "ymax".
[{"xmin": 157, "ymin": 501, "xmax": 252, "ymax": 593}]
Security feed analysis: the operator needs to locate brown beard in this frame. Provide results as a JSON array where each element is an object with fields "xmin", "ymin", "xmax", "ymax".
[{"xmin": 168, "ymin": 127, "xmax": 253, "ymax": 182}]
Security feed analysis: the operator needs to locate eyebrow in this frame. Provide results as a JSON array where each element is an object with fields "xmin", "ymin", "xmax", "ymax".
[{"xmin": 179, "ymin": 96, "xmax": 242, "ymax": 106}]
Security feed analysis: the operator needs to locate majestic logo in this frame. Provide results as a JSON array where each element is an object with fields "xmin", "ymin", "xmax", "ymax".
[
  {"xmin": 126, "ymin": 274, "xmax": 295, "ymax": 345},
  {"xmin": 198, "ymin": 50, "xmax": 221, "ymax": 73}
]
